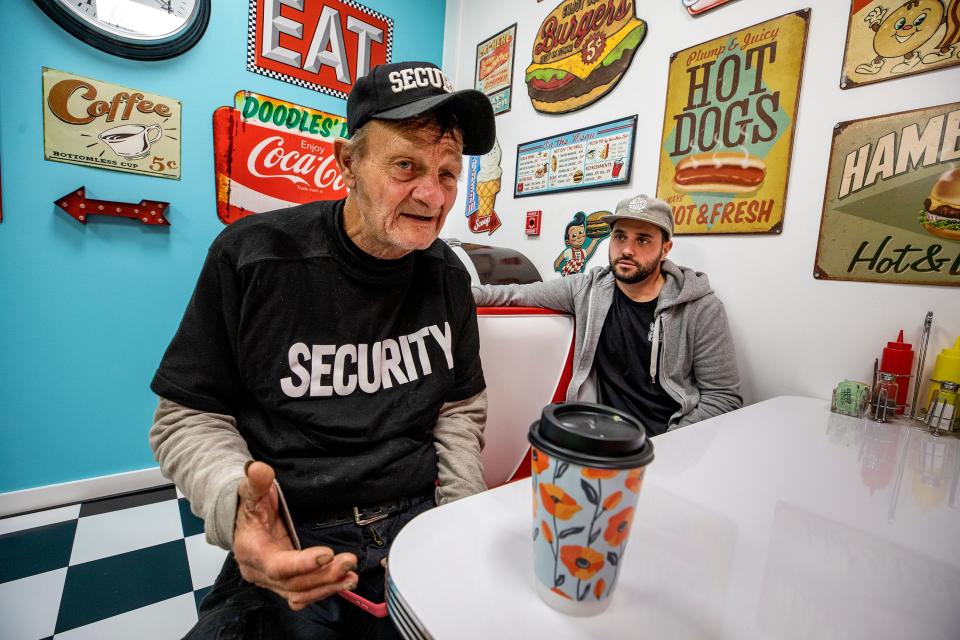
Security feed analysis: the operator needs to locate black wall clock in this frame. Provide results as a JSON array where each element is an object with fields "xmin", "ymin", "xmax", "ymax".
[{"xmin": 33, "ymin": 0, "xmax": 211, "ymax": 61}]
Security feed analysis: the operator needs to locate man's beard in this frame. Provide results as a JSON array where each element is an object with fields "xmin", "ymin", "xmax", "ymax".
[{"xmin": 610, "ymin": 254, "xmax": 660, "ymax": 284}]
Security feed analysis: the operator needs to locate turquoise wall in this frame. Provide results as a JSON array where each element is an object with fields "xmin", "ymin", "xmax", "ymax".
[{"xmin": 0, "ymin": 1, "xmax": 447, "ymax": 493}]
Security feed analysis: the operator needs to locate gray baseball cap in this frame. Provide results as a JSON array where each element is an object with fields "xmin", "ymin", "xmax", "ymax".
[{"xmin": 602, "ymin": 194, "xmax": 674, "ymax": 239}]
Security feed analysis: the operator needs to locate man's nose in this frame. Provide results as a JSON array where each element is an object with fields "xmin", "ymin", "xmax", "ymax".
[{"xmin": 411, "ymin": 175, "xmax": 446, "ymax": 211}]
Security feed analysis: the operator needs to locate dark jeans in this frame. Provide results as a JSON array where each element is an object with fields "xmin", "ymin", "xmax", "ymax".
[{"xmin": 185, "ymin": 495, "xmax": 435, "ymax": 640}]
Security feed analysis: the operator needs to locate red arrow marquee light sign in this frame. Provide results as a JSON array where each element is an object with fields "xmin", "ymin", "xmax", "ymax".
[{"xmin": 55, "ymin": 187, "xmax": 170, "ymax": 225}]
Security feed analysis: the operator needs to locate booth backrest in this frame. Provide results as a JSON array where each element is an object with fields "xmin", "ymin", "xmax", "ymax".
[{"xmin": 476, "ymin": 308, "xmax": 574, "ymax": 487}]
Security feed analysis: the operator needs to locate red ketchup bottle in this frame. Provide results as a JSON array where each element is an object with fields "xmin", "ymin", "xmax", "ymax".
[{"xmin": 879, "ymin": 330, "xmax": 914, "ymax": 415}]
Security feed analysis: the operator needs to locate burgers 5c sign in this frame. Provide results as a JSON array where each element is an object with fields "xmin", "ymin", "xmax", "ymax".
[
  {"xmin": 814, "ymin": 102, "xmax": 960, "ymax": 287},
  {"xmin": 248, "ymin": 0, "xmax": 393, "ymax": 100},
  {"xmin": 526, "ymin": 0, "xmax": 647, "ymax": 114}
]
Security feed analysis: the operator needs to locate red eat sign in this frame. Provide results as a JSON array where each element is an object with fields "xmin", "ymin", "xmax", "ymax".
[{"xmin": 249, "ymin": 0, "xmax": 394, "ymax": 99}]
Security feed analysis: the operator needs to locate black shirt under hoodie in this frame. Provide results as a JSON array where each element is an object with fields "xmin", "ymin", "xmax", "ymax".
[
  {"xmin": 595, "ymin": 287, "xmax": 680, "ymax": 437},
  {"xmin": 151, "ymin": 199, "xmax": 485, "ymax": 520}
]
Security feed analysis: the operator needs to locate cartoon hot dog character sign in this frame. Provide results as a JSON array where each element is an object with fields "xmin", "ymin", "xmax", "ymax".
[{"xmin": 526, "ymin": 0, "xmax": 647, "ymax": 114}]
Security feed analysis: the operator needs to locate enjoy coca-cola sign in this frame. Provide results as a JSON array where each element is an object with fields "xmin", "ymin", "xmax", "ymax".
[{"xmin": 213, "ymin": 91, "xmax": 348, "ymax": 224}]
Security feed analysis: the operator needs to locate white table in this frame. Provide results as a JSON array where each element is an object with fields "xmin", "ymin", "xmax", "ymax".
[{"xmin": 386, "ymin": 396, "xmax": 960, "ymax": 639}]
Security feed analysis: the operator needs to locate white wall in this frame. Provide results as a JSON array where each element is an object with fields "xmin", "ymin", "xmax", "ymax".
[{"xmin": 441, "ymin": 0, "xmax": 960, "ymax": 407}]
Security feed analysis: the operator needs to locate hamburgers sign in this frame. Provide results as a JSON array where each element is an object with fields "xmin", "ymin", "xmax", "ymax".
[
  {"xmin": 814, "ymin": 102, "xmax": 960, "ymax": 287},
  {"xmin": 526, "ymin": 0, "xmax": 647, "ymax": 114}
]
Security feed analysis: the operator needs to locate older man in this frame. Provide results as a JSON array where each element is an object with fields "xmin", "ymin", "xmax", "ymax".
[
  {"xmin": 150, "ymin": 61, "xmax": 495, "ymax": 639},
  {"xmin": 474, "ymin": 194, "xmax": 741, "ymax": 436}
]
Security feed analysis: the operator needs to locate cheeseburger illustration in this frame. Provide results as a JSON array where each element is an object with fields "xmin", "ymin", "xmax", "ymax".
[
  {"xmin": 525, "ymin": 0, "xmax": 647, "ymax": 114},
  {"xmin": 920, "ymin": 168, "xmax": 960, "ymax": 241},
  {"xmin": 672, "ymin": 151, "xmax": 767, "ymax": 194}
]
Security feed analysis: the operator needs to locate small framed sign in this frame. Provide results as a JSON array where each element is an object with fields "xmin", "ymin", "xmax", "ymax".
[
  {"xmin": 514, "ymin": 115, "xmax": 637, "ymax": 198},
  {"xmin": 475, "ymin": 24, "xmax": 517, "ymax": 115}
]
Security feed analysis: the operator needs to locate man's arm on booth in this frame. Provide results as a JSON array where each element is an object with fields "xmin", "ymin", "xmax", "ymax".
[{"xmin": 472, "ymin": 271, "xmax": 588, "ymax": 312}]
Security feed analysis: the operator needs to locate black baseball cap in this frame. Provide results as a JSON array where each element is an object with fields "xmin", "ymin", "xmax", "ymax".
[{"xmin": 347, "ymin": 61, "xmax": 496, "ymax": 156}]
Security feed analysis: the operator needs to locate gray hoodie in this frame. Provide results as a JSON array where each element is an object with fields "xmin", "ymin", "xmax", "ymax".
[{"xmin": 473, "ymin": 259, "xmax": 741, "ymax": 430}]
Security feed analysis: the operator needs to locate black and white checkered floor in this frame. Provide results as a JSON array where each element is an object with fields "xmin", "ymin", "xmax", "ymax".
[{"xmin": 0, "ymin": 485, "xmax": 227, "ymax": 639}]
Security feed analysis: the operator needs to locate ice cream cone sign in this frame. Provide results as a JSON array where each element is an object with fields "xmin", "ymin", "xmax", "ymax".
[{"xmin": 466, "ymin": 138, "xmax": 503, "ymax": 235}]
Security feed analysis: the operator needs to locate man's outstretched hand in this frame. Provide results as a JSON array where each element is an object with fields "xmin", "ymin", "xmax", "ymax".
[{"xmin": 233, "ymin": 461, "xmax": 359, "ymax": 611}]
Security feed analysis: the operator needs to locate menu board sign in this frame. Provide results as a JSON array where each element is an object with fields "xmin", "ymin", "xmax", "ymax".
[
  {"xmin": 655, "ymin": 10, "xmax": 810, "ymax": 235},
  {"xmin": 814, "ymin": 102, "xmax": 960, "ymax": 287},
  {"xmin": 475, "ymin": 24, "xmax": 517, "ymax": 115},
  {"xmin": 514, "ymin": 115, "xmax": 637, "ymax": 198}
]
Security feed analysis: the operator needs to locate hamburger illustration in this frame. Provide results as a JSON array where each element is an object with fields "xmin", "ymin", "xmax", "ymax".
[
  {"xmin": 525, "ymin": 0, "xmax": 647, "ymax": 114},
  {"xmin": 673, "ymin": 151, "xmax": 767, "ymax": 194},
  {"xmin": 572, "ymin": 169, "xmax": 584, "ymax": 183},
  {"xmin": 919, "ymin": 168, "xmax": 960, "ymax": 241},
  {"xmin": 585, "ymin": 210, "xmax": 612, "ymax": 238}
]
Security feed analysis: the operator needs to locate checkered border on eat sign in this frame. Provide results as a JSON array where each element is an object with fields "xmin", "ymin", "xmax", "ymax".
[{"xmin": 247, "ymin": 0, "xmax": 395, "ymax": 100}]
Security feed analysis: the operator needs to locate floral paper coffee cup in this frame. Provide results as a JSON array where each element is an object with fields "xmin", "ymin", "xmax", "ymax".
[{"xmin": 529, "ymin": 403, "xmax": 654, "ymax": 616}]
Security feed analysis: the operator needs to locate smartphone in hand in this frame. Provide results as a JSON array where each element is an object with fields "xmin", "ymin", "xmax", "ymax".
[
  {"xmin": 275, "ymin": 481, "xmax": 388, "ymax": 618},
  {"xmin": 273, "ymin": 479, "xmax": 302, "ymax": 550}
]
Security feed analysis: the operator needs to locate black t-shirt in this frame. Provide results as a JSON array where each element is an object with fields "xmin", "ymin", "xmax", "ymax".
[
  {"xmin": 151, "ymin": 199, "xmax": 485, "ymax": 518},
  {"xmin": 595, "ymin": 287, "xmax": 680, "ymax": 436}
]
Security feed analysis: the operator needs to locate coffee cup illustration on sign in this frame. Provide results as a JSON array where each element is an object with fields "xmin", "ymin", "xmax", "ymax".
[{"xmin": 99, "ymin": 124, "xmax": 163, "ymax": 160}]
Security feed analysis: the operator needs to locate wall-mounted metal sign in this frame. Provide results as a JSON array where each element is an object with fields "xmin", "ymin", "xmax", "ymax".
[
  {"xmin": 655, "ymin": 10, "xmax": 809, "ymax": 235},
  {"xmin": 840, "ymin": 0, "xmax": 960, "ymax": 89},
  {"xmin": 683, "ymin": 0, "xmax": 739, "ymax": 16},
  {"xmin": 814, "ymin": 102, "xmax": 960, "ymax": 287},
  {"xmin": 475, "ymin": 24, "xmax": 517, "ymax": 115},
  {"xmin": 42, "ymin": 68, "xmax": 181, "ymax": 180},
  {"xmin": 525, "ymin": 0, "xmax": 647, "ymax": 114},
  {"xmin": 515, "ymin": 115, "xmax": 637, "ymax": 198},
  {"xmin": 247, "ymin": 0, "xmax": 393, "ymax": 99},
  {"xmin": 213, "ymin": 91, "xmax": 348, "ymax": 224}
]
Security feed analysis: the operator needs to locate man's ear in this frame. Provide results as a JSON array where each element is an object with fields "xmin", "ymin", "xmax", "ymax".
[
  {"xmin": 661, "ymin": 238, "xmax": 674, "ymax": 260},
  {"xmin": 334, "ymin": 138, "xmax": 358, "ymax": 189}
]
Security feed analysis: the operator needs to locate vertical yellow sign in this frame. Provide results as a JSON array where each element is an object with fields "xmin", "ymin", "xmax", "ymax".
[{"xmin": 656, "ymin": 10, "xmax": 809, "ymax": 234}]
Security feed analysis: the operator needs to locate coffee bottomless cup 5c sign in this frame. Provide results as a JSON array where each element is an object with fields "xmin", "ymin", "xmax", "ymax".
[{"xmin": 529, "ymin": 403, "xmax": 654, "ymax": 615}]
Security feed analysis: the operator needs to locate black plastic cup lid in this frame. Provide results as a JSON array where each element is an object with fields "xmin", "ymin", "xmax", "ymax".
[{"xmin": 528, "ymin": 402, "xmax": 654, "ymax": 469}]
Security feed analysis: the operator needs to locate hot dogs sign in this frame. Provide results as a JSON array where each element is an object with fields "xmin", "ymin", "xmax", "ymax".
[{"xmin": 656, "ymin": 10, "xmax": 810, "ymax": 235}]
